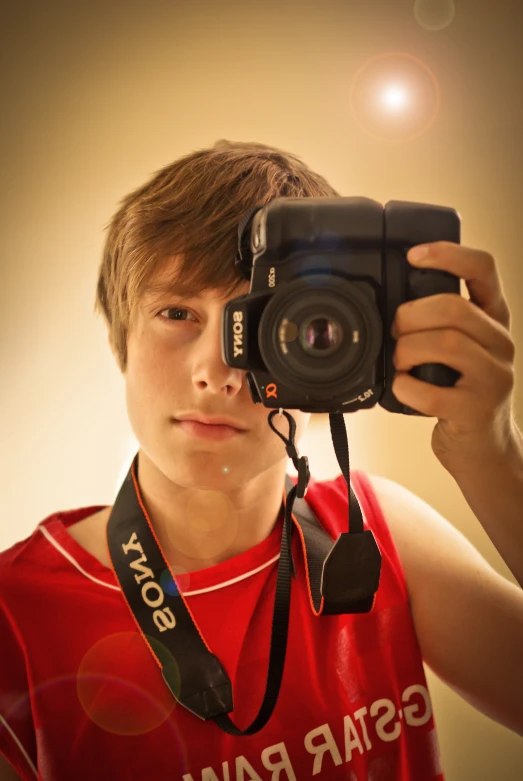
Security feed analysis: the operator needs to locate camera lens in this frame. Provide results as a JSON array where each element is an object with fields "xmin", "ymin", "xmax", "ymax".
[
  {"xmin": 258, "ymin": 274, "xmax": 382, "ymax": 397},
  {"xmin": 300, "ymin": 316, "xmax": 342, "ymax": 357}
]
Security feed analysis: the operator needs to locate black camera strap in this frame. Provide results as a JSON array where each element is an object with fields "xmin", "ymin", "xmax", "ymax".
[{"xmin": 106, "ymin": 411, "xmax": 381, "ymax": 735}]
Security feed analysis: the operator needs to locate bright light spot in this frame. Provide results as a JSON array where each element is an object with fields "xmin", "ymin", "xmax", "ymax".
[
  {"xmin": 381, "ymin": 84, "xmax": 409, "ymax": 111},
  {"xmin": 348, "ymin": 52, "xmax": 441, "ymax": 142}
]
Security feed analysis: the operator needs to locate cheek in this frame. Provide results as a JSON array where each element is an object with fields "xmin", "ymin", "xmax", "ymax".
[{"xmin": 126, "ymin": 332, "xmax": 180, "ymax": 411}]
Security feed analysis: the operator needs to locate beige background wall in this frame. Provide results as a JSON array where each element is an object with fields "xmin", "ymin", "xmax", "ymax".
[{"xmin": 1, "ymin": 0, "xmax": 522, "ymax": 777}]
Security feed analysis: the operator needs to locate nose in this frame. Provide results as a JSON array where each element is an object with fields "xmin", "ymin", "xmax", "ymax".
[{"xmin": 191, "ymin": 309, "xmax": 245, "ymax": 397}]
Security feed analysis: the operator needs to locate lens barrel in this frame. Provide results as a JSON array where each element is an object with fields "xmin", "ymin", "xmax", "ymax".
[{"xmin": 258, "ymin": 274, "xmax": 382, "ymax": 396}]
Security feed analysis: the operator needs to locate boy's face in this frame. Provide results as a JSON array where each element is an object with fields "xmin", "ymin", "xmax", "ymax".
[{"xmin": 123, "ymin": 257, "xmax": 311, "ymax": 492}]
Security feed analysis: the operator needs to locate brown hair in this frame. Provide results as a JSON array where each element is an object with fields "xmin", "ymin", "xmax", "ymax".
[{"xmin": 94, "ymin": 140, "xmax": 340, "ymax": 372}]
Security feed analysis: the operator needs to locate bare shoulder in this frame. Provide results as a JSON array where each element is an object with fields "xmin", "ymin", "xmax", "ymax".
[
  {"xmin": 363, "ymin": 473, "xmax": 493, "ymax": 584},
  {"xmin": 363, "ymin": 471, "xmax": 508, "ymax": 605},
  {"xmin": 364, "ymin": 472, "xmax": 523, "ymax": 735}
]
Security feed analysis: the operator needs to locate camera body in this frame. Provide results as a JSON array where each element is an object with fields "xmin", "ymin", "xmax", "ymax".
[{"xmin": 222, "ymin": 197, "xmax": 462, "ymax": 415}]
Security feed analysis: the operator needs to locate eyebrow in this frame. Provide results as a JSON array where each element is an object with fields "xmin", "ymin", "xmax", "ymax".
[{"xmin": 142, "ymin": 280, "xmax": 202, "ymax": 299}]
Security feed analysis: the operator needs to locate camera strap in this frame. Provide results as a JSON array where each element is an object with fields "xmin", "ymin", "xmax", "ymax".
[{"xmin": 106, "ymin": 411, "xmax": 381, "ymax": 735}]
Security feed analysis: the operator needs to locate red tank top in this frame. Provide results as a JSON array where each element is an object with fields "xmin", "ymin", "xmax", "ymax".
[{"xmin": 0, "ymin": 471, "xmax": 444, "ymax": 780}]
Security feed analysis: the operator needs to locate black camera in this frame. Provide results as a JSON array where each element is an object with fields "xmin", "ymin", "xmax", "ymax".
[{"xmin": 222, "ymin": 197, "xmax": 462, "ymax": 415}]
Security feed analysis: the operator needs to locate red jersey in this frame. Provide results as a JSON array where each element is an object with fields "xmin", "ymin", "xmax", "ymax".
[{"xmin": 0, "ymin": 471, "xmax": 445, "ymax": 780}]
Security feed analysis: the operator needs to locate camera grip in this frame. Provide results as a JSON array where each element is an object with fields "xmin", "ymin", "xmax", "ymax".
[
  {"xmin": 410, "ymin": 362, "xmax": 461, "ymax": 387},
  {"xmin": 408, "ymin": 267, "xmax": 462, "ymax": 388}
]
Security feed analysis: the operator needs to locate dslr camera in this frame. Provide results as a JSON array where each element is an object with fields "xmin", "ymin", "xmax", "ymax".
[{"xmin": 222, "ymin": 197, "xmax": 462, "ymax": 415}]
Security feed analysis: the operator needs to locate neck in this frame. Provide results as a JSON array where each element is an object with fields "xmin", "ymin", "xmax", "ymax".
[{"xmin": 136, "ymin": 450, "xmax": 288, "ymax": 573}]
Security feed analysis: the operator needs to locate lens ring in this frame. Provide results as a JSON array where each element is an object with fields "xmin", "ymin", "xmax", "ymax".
[
  {"xmin": 259, "ymin": 274, "xmax": 382, "ymax": 395},
  {"xmin": 273, "ymin": 295, "xmax": 364, "ymax": 385}
]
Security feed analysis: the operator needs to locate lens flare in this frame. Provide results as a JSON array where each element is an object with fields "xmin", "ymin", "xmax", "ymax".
[
  {"xmin": 76, "ymin": 631, "xmax": 177, "ymax": 735},
  {"xmin": 349, "ymin": 52, "xmax": 441, "ymax": 142},
  {"xmin": 160, "ymin": 565, "xmax": 191, "ymax": 595},
  {"xmin": 281, "ymin": 320, "xmax": 299, "ymax": 344},
  {"xmin": 381, "ymin": 84, "xmax": 409, "ymax": 111},
  {"xmin": 164, "ymin": 489, "xmax": 239, "ymax": 561},
  {"xmin": 299, "ymin": 255, "xmax": 333, "ymax": 283},
  {"xmin": 414, "ymin": 0, "xmax": 456, "ymax": 31}
]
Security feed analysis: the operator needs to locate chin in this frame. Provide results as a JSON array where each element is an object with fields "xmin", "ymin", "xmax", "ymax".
[{"xmin": 167, "ymin": 458, "xmax": 248, "ymax": 492}]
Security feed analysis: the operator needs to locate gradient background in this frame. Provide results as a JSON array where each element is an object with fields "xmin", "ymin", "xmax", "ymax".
[{"xmin": 1, "ymin": 0, "xmax": 522, "ymax": 778}]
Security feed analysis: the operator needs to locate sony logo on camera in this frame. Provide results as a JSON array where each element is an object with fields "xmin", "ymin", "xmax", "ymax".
[{"xmin": 232, "ymin": 310, "xmax": 244, "ymax": 358}]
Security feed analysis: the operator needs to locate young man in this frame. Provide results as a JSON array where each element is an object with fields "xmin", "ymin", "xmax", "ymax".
[{"xmin": 1, "ymin": 140, "xmax": 522, "ymax": 781}]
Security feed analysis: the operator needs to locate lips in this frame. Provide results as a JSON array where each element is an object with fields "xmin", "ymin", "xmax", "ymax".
[
  {"xmin": 175, "ymin": 413, "xmax": 246, "ymax": 430},
  {"xmin": 174, "ymin": 417, "xmax": 245, "ymax": 441}
]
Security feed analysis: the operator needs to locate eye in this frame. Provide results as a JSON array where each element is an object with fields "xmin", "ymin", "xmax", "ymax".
[{"xmin": 159, "ymin": 307, "xmax": 198, "ymax": 323}]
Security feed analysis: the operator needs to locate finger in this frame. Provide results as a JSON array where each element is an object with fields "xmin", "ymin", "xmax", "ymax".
[
  {"xmin": 393, "ymin": 329, "xmax": 514, "ymax": 395},
  {"xmin": 408, "ymin": 242, "xmax": 512, "ymax": 330},
  {"xmin": 392, "ymin": 371, "xmax": 508, "ymax": 431},
  {"xmin": 393, "ymin": 293, "xmax": 515, "ymax": 364}
]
